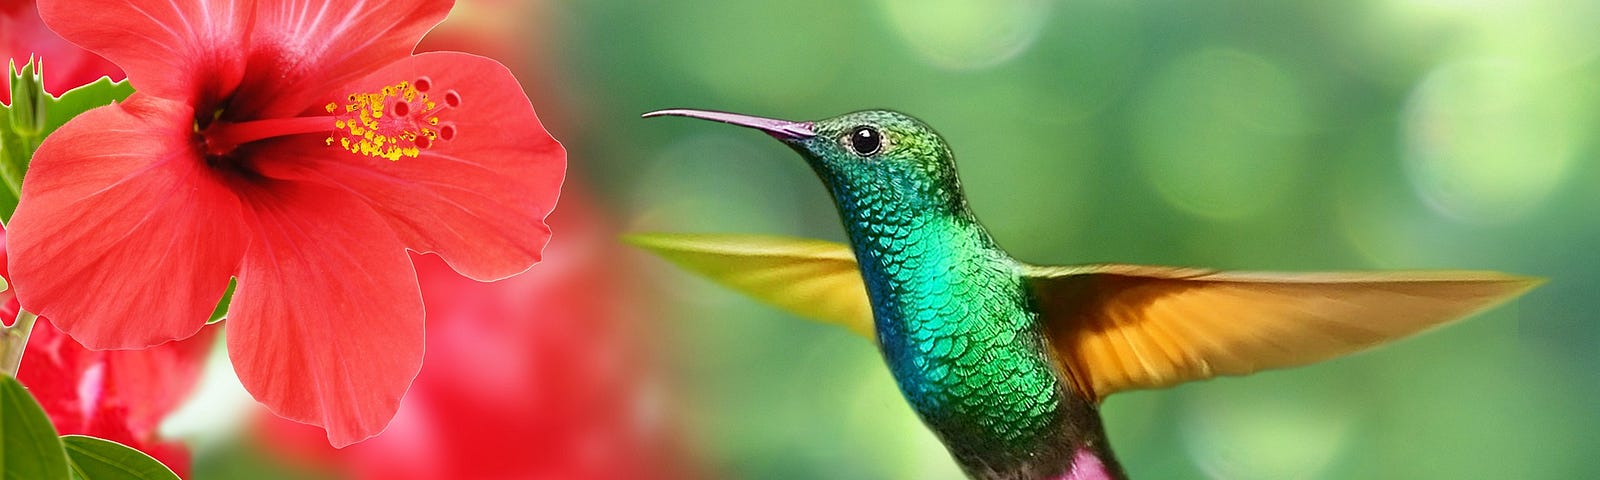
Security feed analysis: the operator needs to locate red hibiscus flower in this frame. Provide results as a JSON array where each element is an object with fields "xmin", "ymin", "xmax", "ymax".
[
  {"xmin": 256, "ymin": 190, "xmax": 692, "ymax": 479},
  {"xmin": 9, "ymin": 0, "xmax": 565, "ymax": 447},
  {"xmin": 0, "ymin": 228, "xmax": 211, "ymax": 477},
  {"xmin": 0, "ymin": 0, "xmax": 124, "ymax": 103}
]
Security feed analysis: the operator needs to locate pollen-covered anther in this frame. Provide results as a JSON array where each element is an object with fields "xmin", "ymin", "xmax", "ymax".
[{"xmin": 328, "ymin": 77, "xmax": 459, "ymax": 161}]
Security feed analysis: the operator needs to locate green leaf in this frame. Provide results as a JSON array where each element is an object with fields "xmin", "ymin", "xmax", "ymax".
[
  {"xmin": 41, "ymin": 76, "xmax": 134, "ymax": 139},
  {"xmin": 61, "ymin": 436, "xmax": 179, "ymax": 480},
  {"xmin": 0, "ymin": 375, "xmax": 70, "ymax": 480},
  {"xmin": 208, "ymin": 278, "xmax": 235, "ymax": 324},
  {"xmin": 0, "ymin": 58, "xmax": 133, "ymax": 225}
]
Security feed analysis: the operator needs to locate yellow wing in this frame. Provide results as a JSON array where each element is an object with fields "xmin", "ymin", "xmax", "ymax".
[
  {"xmin": 1025, "ymin": 264, "xmax": 1542, "ymax": 403},
  {"xmin": 624, "ymin": 233, "xmax": 875, "ymax": 339}
]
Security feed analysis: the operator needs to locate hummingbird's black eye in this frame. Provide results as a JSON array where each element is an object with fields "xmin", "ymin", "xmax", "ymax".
[{"xmin": 848, "ymin": 126, "xmax": 882, "ymax": 156}]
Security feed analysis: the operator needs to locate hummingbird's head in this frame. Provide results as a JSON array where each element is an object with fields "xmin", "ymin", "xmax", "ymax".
[{"xmin": 643, "ymin": 108, "xmax": 964, "ymax": 213}]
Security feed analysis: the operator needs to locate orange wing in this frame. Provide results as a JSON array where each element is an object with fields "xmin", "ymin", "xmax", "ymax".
[{"xmin": 1025, "ymin": 265, "xmax": 1540, "ymax": 403}]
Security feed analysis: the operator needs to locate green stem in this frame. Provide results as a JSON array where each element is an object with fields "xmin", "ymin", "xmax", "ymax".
[
  {"xmin": 0, "ymin": 131, "xmax": 35, "ymax": 200},
  {"xmin": 0, "ymin": 309, "xmax": 38, "ymax": 377}
]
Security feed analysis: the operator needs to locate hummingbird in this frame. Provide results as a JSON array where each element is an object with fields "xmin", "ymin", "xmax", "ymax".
[{"xmin": 629, "ymin": 108, "xmax": 1539, "ymax": 480}]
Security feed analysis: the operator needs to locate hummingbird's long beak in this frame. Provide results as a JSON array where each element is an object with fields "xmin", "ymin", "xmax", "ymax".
[{"xmin": 642, "ymin": 109, "xmax": 817, "ymax": 140}]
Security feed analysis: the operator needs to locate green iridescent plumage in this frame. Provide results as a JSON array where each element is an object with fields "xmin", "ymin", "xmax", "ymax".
[
  {"xmin": 632, "ymin": 108, "xmax": 1539, "ymax": 480},
  {"xmin": 805, "ymin": 111, "xmax": 1099, "ymax": 476}
]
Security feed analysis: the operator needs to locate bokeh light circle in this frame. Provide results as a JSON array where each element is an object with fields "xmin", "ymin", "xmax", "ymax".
[
  {"xmin": 1182, "ymin": 393, "xmax": 1353, "ymax": 480},
  {"xmin": 878, "ymin": 0, "xmax": 1051, "ymax": 70},
  {"xmin": 1133, "ymin": 48, "xmax": 1312, "ymax": 220},
  {"xmin": 1401, "ymin": 59, "xmax": 1579, "ymax": 224}
]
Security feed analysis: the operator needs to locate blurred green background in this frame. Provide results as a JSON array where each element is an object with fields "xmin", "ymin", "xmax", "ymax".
[
  {"xmin": 11, "ymin": 0, "xmax": 1593, "ymax": 477},
  {"xmin": 552, "ymin": 0, "xmax": 1597, "ymax": 478}
]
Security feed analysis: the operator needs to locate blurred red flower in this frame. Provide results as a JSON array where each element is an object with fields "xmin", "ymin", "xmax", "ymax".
[
  {"xmin": 257, "ymin": 191, "xmax": 689, "ymax": 480},
  {"xmin": 0, "ymin": 0, "xmax": 123, "ymax": 103},
  {"xmin": 9, "ymin": 0, "xmax": 564, "ymax": 446},
  {"xmin": 0, "ymin": 228, "xmax": 212, "ymax": 477}
]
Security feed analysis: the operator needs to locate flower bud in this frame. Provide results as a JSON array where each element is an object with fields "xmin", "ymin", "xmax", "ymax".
[{"xmin": 7, "ymin": 59, "xmax": 46, "ymax": 137}]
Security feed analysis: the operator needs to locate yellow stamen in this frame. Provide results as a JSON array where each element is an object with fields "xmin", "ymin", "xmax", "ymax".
[{"xmin": 329, "ymin": 78, "xmax": 458, "ymax": 161}]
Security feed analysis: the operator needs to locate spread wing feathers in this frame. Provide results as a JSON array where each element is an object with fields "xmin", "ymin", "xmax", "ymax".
[
  {"xmin": 1024, "ymin": 264, "xmax": 1541, "ymax": 403},
  {"xmin": 624, "ymin": 233, "xmax": 875, "ymax": 339}
]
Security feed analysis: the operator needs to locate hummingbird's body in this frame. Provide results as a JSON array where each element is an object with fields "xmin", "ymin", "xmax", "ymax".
[
  {"xmin": 633, "ymin": 108, "xmax": 1537, "ymax": 479},
  {"xmin": 820, "ymin": 120, "xmax": 1119, "ymax": 478}
]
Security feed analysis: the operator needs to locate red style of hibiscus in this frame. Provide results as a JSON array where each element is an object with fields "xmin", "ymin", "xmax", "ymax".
[
  {"xmin": 9, "ymin": 0, "xmax": 565, "ymax": 447},
  {"xmin": 0, "ymin": 228, "xmax": 211, "ymax": 477}
]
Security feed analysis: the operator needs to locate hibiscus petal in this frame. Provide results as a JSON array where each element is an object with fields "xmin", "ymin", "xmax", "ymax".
[
  {"xmin": 7, "ymin": 95, "xmax": 247, "ymax": 349},
  {"xmin": 233, "ymin": 0, "xmax": 453, "ymax": 118},
  {"xmin": 37, "ymin": 0, "xmax": 250, "ymax": 107},
  {"xmin": 38, "ymin": 0, "xmax": 451, "ymax": 117},
  {"xmin": 228, "ymin": 181, "xmax": 423, "ymax": 447},
  {"xmin": 253, "ymin": 52, "xmax": 564, "ymax": 281}
]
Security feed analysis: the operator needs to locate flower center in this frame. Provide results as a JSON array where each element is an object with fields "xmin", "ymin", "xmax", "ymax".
[
  {"xmin": 198, "ymin": 77, "xmax": 460, "ymax": 162},
  {"xmin": 325, "ymin": 77, "xmax": 459, "ymax": 162}
]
